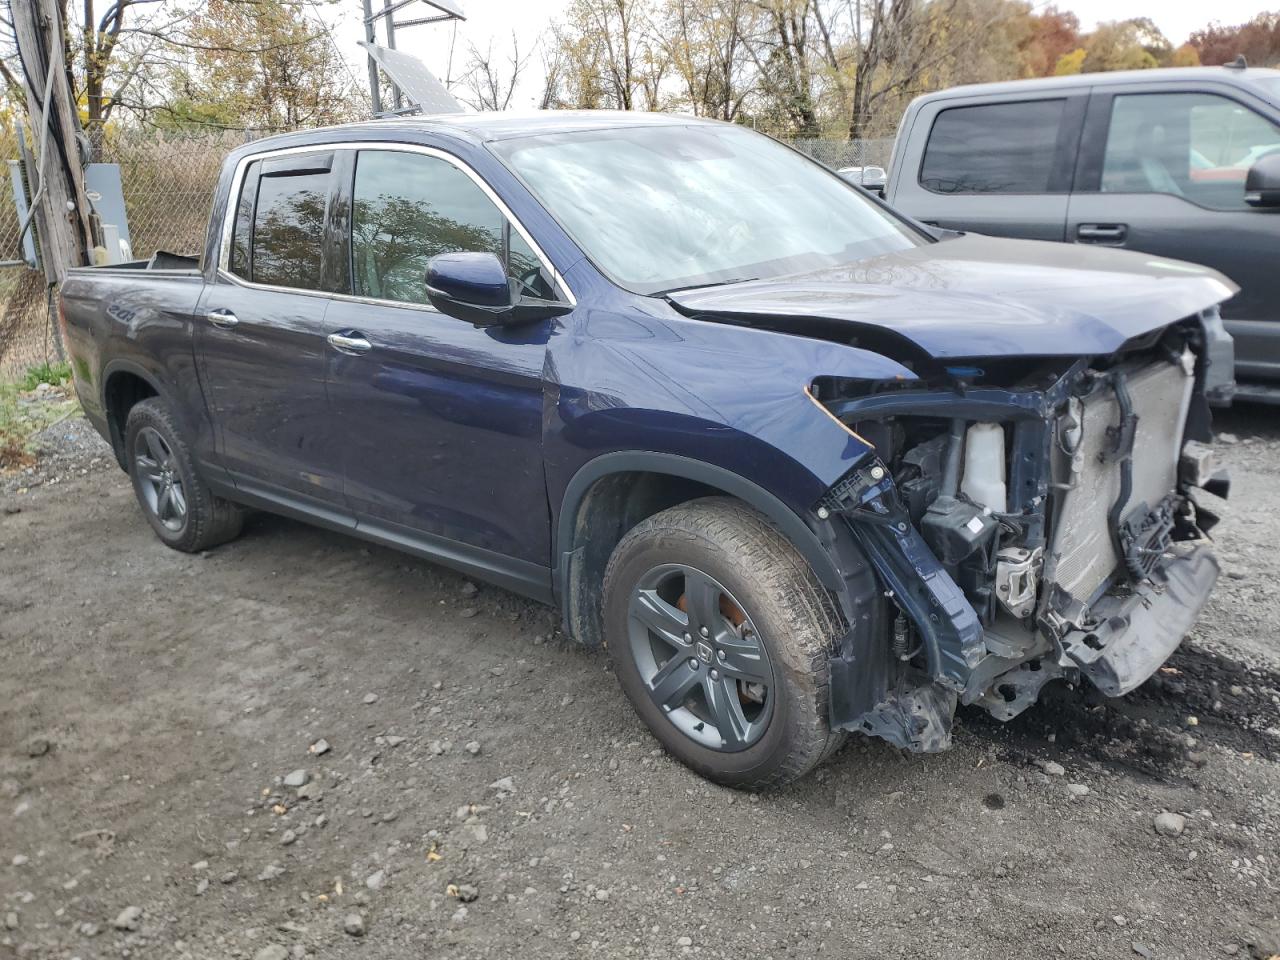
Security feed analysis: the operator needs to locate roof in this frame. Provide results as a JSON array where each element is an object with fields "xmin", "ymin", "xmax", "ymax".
[
  {"xmin": 249, "ymin": 110, "xmax": 716, "ymax": 153},
  {"xmin": 909, "ymin": 66, "xmax": 1280, "ymax": 104}
]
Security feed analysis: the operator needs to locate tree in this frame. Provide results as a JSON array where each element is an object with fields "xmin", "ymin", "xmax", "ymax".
[
  {"xmin": 458, "ymin": 33, "xmax": 530, "ymax": 111},
  {"xmin": 1079, "ymin": 19, "xmax": 1161, "ymax": 73},
  {"xmin": 1168, "ymin": 42, "xmax": 1201, "ymax": 67},
  {"xmin": 157, "ymin": 0, "xmax": 362, "ymax": 130},
  {"xmin": 1053, "ymin": 46, "xmax": 1085, "ymax": 75},
  {"xmin": 1190, "ymin": 13, "xmax": 1280, "ymax": 68},
  {"xmin": 1016, "ymin": 4, "xmax": 1080, "ymax": 77}
]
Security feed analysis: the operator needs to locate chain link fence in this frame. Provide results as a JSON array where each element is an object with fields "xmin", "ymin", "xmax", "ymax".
[
  {"xmin": 0, "ymin": 129, "xmax": 268, "ymax": 380},
  {"xmin": 788, "ymin": 136, "xmax": 895, "ymax": 171},
  {"xmin": 0, "ymin": 130, "xmax": 892, "ymax": 381}
]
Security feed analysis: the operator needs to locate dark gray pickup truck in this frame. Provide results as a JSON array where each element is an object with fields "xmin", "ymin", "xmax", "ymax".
[{"xmin": 883, "ymin": 65, "xmax": 1280, "ymax": 403}]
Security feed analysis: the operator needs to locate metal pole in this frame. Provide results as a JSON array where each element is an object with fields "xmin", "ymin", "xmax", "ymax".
[
  {"xmin": 383, "ymin": 0, "xmax": 403, "ymax": 111},
  {"xmin": 361, "ymin": 0, "xmax": 382, "ymax": 114}
]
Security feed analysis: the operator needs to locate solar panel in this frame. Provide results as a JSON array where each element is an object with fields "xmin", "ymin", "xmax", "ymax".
[
  {"xmin": 358, "ymin": 41, "xmax": 466, "ymax": 115},
  {"xmin": 420, "ymin": 0, "xmax": 464, "ymax": 19}
]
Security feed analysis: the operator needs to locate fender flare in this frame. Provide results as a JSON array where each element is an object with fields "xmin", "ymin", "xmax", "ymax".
[
  {"xmin": 100, "ymin": 359, "xmax": 171, "ymax": 461},
  {"xmin": 554, "ymin": 450, "xmax": 842, "ymax": 591}
]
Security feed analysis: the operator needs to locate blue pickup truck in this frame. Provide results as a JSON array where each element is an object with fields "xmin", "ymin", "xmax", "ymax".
[{"xmin": 59, "ymin": 112, "xmax": 1234, "ymax": 787}]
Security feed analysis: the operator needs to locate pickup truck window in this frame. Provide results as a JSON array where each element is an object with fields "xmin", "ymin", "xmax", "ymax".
[
  {"xmin": 919, "ymin": 99, "xmax": 1067, "ymax": 195},
  {"xmin": 492, "ymin": 124, "xmax": 918, "ymax": 296},
  {"xmin": 352, "ymin": 150, "xmax": 514, "ymax": 305},
  {"xmin": 250, "ymin": 170, "xmax": 331, "ymax": 289},
  {"xmin": 1101, "ymin": 92, "xmax": 1280, "ymax": 210}
]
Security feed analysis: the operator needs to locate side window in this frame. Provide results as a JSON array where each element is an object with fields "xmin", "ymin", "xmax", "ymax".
[
  {"xmin": 351, "ymin": 150, "xmax": 556, "ymax": 306},
  {"xmin": 228, "ymin": 161, "xmax": 258, "ymax": 278},
  {"xmin": 250, "ymin": 168, "xmax": 331, "ymax": 289},
  {"xmin": 920, "ymin": 99, "xmax": 1067, "ymax": 195},
  {"xmin": 1102, "ymin": 92, "xmax": 1280, "ymax": 210}
]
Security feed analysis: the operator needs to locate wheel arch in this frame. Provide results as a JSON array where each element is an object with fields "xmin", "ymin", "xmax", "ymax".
[
  {"xmin": 101, "ymin": 360, "xmax": 166, "ymax": 467},
  {"xmin": 554, "ymin": 451, "xmax": 843, "ymax": 649}
]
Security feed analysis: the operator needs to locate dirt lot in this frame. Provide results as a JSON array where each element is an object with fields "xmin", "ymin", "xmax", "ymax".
[{"xmin": 2, "ymin": 402, "xmax": 1279, "ymax": 960}]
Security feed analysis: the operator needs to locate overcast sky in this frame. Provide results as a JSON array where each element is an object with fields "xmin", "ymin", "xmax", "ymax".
[{"xmin": 330, "ymin": 0, "xmax": 1273, "ymax": 110}]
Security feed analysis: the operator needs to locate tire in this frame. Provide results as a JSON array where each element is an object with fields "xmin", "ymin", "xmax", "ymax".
[
  {"xmin": 124, "ymin": 398, "xmax": 244, "ymax": 552},
  {"xmin": 603, "ymin": 497, "xmax": 848, "ymax": 789}
]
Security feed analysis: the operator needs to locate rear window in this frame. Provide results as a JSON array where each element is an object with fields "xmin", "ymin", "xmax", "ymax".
[
  {"xmin": 919, "ymin": 99, "xmax": 1067, "ymax": 195},
  {"xmin": 251, "ymin": 172, "xmax": 330, "ymax": 289}
]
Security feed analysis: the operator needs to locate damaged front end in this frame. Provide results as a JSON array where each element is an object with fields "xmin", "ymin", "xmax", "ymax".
[{"xmin": 810, "ymin": 316, "xmax": 1230, "ymax": 752}]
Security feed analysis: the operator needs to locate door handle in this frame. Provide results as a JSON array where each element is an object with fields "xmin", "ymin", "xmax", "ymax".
[
  {"xmin": 1076, "ymin": 223, "xmax": 1128, "ymax": 244},
  {"xmin": 327, "ymin": 331, "xmax": 372, "ymax": 356},
  {"xmin": 206, "ymin": 308, "xmax": 239, "ymax": 329}
]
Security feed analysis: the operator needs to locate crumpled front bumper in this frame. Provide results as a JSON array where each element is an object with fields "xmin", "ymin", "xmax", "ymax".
[{"xmin": 1057, "ymin": 543, "xmax": 1219, "ymax": 697}]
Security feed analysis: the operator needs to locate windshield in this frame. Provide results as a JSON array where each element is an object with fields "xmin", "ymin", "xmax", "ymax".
[{"xmin": 491, "ymin": 123, "xmax": 922, "ymax": 295}]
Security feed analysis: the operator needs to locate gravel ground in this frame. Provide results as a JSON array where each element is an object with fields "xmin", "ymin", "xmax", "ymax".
[{"xmin": 1, "ymin": 402, "xmax": 1278, "ymax": 960}]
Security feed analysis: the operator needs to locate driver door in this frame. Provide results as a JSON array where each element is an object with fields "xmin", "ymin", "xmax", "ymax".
[
  {"xmin": 323, "ymin": 146, "xmax": 567, "ymax": 582},
  {"xmin": 1067, "ymin": 88, "xmax": 1280, "ymax": 379}
]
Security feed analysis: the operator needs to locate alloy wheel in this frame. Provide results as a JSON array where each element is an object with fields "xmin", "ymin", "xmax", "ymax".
[
  {"xmin": 134, "ymin": 426, "xmax": 188, "ymax": 532},
  {"xmin": 626, "ymin": 563, "xmax": 775, "ymax": 752}
]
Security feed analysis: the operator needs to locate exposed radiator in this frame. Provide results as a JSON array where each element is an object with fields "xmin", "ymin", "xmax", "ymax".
[{"xmin": 1050, "ymin": 357, "xmax": 1194, "ymax": 606}]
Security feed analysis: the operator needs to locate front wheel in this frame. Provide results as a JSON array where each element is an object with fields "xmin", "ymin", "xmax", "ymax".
[
  {"xmin": 124, "ymin": 398, "xmax": 244, "ymax": 552},
  {"xmin": 602, "ymin": 497, "xmax": 847, "ymax": 788}
]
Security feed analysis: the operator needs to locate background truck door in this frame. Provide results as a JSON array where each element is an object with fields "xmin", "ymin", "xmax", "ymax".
[
  {"xmin": 1068, "ymin": 86, "xmax": 1280, "ymax": 384},
  {"xmin": 886, "ymin": 92, "xmax": 1086, "ymax": 241},
  {"xmin": 195, "ymin": 151, "xmax": 351, "ymax": 520}
]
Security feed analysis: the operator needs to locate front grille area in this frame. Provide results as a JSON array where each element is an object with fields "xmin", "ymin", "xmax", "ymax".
[{"xmin": 1050, "ymin": 358, "xmax": 1194, "ymax": 606}]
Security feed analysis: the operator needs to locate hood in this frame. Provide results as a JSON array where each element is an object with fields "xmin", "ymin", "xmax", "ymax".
[{"xmin": 667, "ymin": 234, "xmax": 1237, "ymax": 360}]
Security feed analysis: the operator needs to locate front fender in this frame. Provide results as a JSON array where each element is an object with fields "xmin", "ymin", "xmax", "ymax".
[{"xmin": 546, "ymin": 299, "xmax": 918, "ymax": 521}]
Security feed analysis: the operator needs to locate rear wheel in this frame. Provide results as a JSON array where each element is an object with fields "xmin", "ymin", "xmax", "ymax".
[
  {"xmin": 603, "ymin": 497, "xmax": 847, "ymax": 788},
  {"xmin": 124, "ymin": 398, "xmax": 243, "ymax": 552}
]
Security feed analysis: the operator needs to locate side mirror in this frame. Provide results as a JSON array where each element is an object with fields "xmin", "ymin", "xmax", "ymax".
[
  {"xmin": 1245, "ymin": 153, "xmax": 1280, "ymax": 207},
  {"xmin": 425, "ymin": 251, "xmax": 571, "ymax": 327}
]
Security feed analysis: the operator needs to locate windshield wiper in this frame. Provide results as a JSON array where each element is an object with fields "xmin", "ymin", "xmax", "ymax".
[{"xmin": 657, "ymin": 277, "xmax": 759, "ymax": 297}]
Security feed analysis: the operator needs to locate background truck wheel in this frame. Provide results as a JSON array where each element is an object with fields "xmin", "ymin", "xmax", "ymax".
[
  {"xmin": 602, "ymin": 497, "xmax": 848, "ymax": 788},
  {"xmin": 124, "ymin": 398, "xmax": 243, "ymax": 552}
]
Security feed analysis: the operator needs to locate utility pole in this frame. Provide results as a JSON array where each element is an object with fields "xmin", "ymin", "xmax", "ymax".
[{"xmin": 10, "ymin": 0, "xmax": 94, "ymax": 286}]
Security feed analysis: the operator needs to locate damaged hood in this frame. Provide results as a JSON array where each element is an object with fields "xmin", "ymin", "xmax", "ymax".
[{"xmin": 667, "ymin": 234, "xmax": 1237, "ymax": 360}]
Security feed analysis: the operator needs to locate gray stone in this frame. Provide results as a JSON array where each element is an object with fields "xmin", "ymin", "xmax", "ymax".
[
  {"xmin": 489, "ymin": 776, "xmax": 516, "ymax": 793},
  {"xmin": 460, "ymin": 581, "xmax": 478, "ymax": 597},
  {"xmin": 362, "ymin": 693, "xmax": 379, "ymax": 704},
  {"xmin": 465, "ymin": 741, "xmax": 481, "ymax": 756},
  {"xmin": 280, "ymin": 830, "xmax": 297, "ymax": 846},
  {"xmin": 343, "ymin": 913, "xmax": 366, "ymax": 937},
  {"xmin": 283, "ymin": 769, "xmax": 309, "ymax": 788},
  {"xmin": 10, "ymin": 854, "xmax": 28, "ymax": 867},
  {"xmin": 254, "ymin": 946, "xmax": 288, "ymax": 960},
  {"xmin": 595, "ymin": 888, "xmax": 610, "ymax": 901},
  {"xmin": 1039, "ymin": 760, "xmax": 1066, "ymax": 777},
  {"xmin": 309, "ymin": 738, "xmax": 331, "ymax": 755},
  {"xmin": 456, "ymin": 883, "xmax": 479, "ymax": 903},
  {"xmin": 365, "ymin": 869, "xmax": 386, "ymax": 891},
  {"xmin": 1154, "ymin": 812, "xmax": 1186, "ymax": 837},
  {"xmin": 4, "ymin": 913, "xmax": 17, "ymax": 931},
  {"xmin": 677, "ymin": 936, "xmax": 693, "ymax": 947},
  {"xmin": 1067, "ymin": 783, "xmax": 1090, "ymax": 797},
  {"xmin": 24, "ymin": 737, "xmax": 50, "ymax": 758},
  {"xmin": 112, "ymin": 905, "xmax": 143, "ymax": 931}
]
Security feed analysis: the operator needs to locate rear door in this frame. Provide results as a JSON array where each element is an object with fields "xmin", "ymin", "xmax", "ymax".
[
  {"xmin": 322, "ymin": 146, "xmax": 565, "ymax": 586},
  {"xmin": 887, "ymin": 91, "xmax": 1087, "ymax": 240},
  {"xmin": 195, "ymin": 151, "xmax": 351, "ymax": 520},
  {"xmin": 1067, "ymin": 85, "xmax": 1280, "ymax": 382}
]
